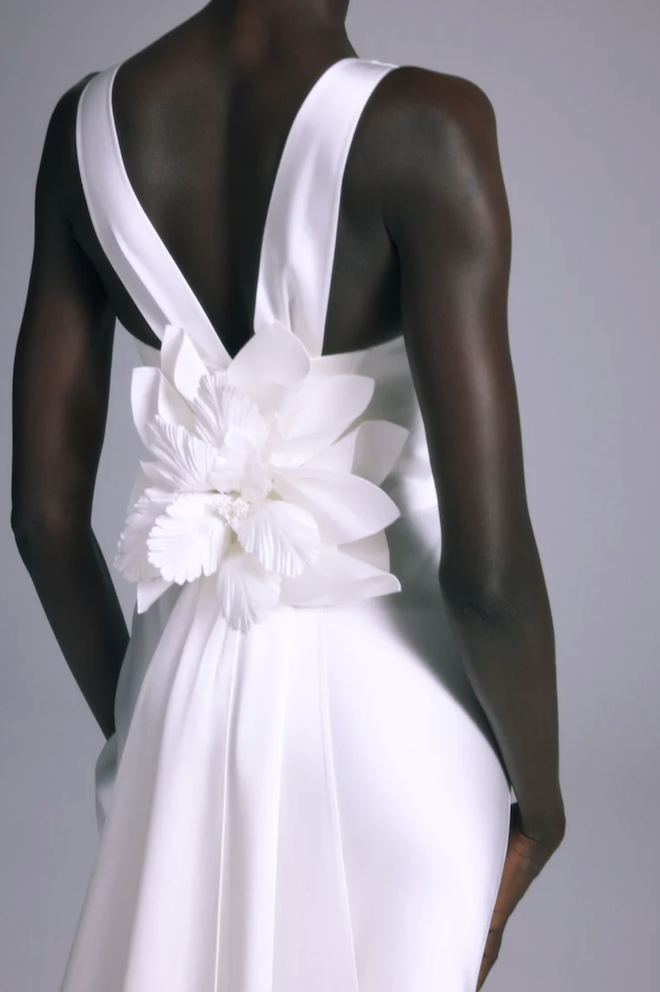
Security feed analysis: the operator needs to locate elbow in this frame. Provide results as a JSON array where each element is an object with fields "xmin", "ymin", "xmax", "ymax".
[
  {"xmin": 438, "ymin": 531, "xmax": 550, "ymax": 631},
  {"xmin": 438, "ymin": 560, "xmax": 545, "ymax": 631},
  {"xmin": 440, "ymin": 580, "xmax": 527, "ymax": 630},
  {"xmin": 11, "ymin": 504, "xmax": 47, "ymax": 562},
  {"xmin": 11, "ymin": 502, "xmax": 31, "ymax": 555},
  {"xmin": 11, "ymin": 500, "xmax": 88, "ymax": 563}
]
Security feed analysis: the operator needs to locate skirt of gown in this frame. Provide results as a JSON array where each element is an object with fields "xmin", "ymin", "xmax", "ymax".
[{"xmin": 61, "ymin": 506, "xmax": 511, "ymax": 992}]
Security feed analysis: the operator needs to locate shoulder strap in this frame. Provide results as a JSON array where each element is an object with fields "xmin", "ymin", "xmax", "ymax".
[
  {"xmin": 76, "ymin": 65, "xmax": 229, "ymax": 368},
  {"xmin": 76, "ymin": 59, "xmax": 397, "ymax": 366},
  {"xmin": 253, "ymin": 59, "xmax": 398, "ymax": 357}
]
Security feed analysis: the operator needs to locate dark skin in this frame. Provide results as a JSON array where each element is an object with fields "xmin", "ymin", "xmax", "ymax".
[{"xmin": 11, "ymin": 0, "xmax": 565, "ymax": 984}]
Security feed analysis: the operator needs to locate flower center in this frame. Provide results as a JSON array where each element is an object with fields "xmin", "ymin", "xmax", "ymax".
[{"xmin": 213, "ymin": 493, "xmax": 251, "ymax": 529}]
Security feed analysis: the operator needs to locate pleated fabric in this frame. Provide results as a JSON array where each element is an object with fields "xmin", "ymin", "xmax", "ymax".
[{"xmin": 62, "ymin": 56, "xmax": 512, "ymax": 992}]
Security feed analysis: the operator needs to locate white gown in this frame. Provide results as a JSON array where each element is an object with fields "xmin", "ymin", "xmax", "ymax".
[{"xmin": 63, "ymin": 56, "xmax": 512, "ymax": 992}]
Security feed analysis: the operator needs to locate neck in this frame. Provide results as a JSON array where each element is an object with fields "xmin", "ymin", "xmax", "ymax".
[
  {"xmin": 204, "ymin": 0, "xmax": 348, "ymax": 29},
  {"xmin": 200, "ymin": 0, "xmax": 352, "ymax": 66}
]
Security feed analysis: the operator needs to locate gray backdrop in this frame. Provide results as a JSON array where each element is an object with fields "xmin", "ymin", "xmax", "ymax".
[{"xmin": 1, "ymin": 1, "xmax": 658, "ymax": 989}]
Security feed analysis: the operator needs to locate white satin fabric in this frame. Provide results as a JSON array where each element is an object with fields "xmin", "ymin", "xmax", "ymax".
[{"xmin": 62, "ymin": 57, "xmax": 511, "ymax": 992}]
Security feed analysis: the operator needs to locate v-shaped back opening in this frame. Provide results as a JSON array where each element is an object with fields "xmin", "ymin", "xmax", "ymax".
[{"xmin": 77, "ymin": 55, "xmax": 399, "ymax": 367}]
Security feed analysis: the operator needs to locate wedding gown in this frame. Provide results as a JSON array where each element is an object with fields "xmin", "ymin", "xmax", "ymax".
[{"xmin": 62, "ymin": 56, "xmax": 512, "ymax": 992}]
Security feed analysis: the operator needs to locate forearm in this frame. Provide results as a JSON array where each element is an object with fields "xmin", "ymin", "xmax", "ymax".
[
  {"xmin": 440, "ymin": 576, "xmax": 565, "ymax": 844},
  {"xmin": 14, "ymin": 518, "xmax": 129, "ymax": 740}
]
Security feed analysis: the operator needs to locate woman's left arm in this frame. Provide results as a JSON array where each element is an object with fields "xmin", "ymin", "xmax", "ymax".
[{"xmin": 11, "ymin": 80, "xmax": 129, "ymax": 741}]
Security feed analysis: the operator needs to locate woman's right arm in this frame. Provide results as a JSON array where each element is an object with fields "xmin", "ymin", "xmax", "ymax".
[{"xmin": 384, "ymin": 67, "xmax": 565, "ymax": 956}]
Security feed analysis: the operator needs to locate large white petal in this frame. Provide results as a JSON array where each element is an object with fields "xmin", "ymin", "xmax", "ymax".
[
  {"xmin": 270, "ymin": 374, "xmax": 375, "ymax": 467},
  {"xmin": 123, "ymin": 463, "xmax": 152, "ymax": 515},
  {"xmin": 216, "ymin": 547, "xmax": 282, "ymax": 632},
  {"xmin": 227, "ymin": 320, "xmax": 310, "ymax": 409},
  {"xmin": 146, "ymin": 494, "xmax": 229, "ymax": 584},
  {"xmin": 340, "ymin": 530, "xmax": 392, "ymax": 573},
  {"xmin": 114, "ymin": 487, "xmax": 175, "ymax": 582},
  {"xmin": 280, "ymin": 544, "xmax": 401, "ymax": 607},
  {"xmin": 160, "ymin": 324, "xmax": 209, "ymax": 404},
  {"xmin": 131, "ymin": 367, "xmax": 194, "ymax": 446},
  {"xmin": 137, "ymin": 577, "xmax": 175, "ymax": 614},
  {"xmin": 351, "ymin": 420, "xmax": 410, "ymax": 484},
  {"xmin": 296, "ymin": 425, "xmax": 356, "ymax": 474},
  {"xmin": 272, "ymin": 466, "xmax": 402, "ymax": 544},
  {"xmin": 305, "ymin": 420, "xmax": 410, "ymax": 484},
  {"xmin": 144, "ymin": 416, "xmax": 217, "ymax": 491},
  {"xmin": 236, "ymin": 499, "xmax": 320, "ymax": 577},
  {"xmin": 192, "ymin": 374, "xmax": 268, "ymax": 449}
]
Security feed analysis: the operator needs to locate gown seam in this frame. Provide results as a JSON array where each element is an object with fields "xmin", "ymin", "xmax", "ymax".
[{"xmin": 318, "ymin": 608, "xmax": 361, "ymax": 991}]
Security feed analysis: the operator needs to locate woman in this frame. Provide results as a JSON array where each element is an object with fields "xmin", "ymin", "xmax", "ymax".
[{"xmin": 11, "ymin": 0, "xmax": 565, "ymax": 989}]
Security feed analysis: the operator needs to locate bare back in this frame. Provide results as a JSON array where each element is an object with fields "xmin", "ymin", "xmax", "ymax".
[{"xmin": 67, "ymin": 14, "xmax": 409, "ymax": 357}]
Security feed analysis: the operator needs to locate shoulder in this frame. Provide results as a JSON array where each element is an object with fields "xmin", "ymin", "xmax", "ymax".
[
  {"xmin": 369, "ymin": 65, "xmax": 507, "ymax": 243},
  {"xmin": 365, "ymin": 65, "xmax": 499, "ymax": 171},
  {"xmin": 374, "ymin": 64, "xmax": 496, "ymax": 127},
  {"xmin": 35, "ymin": 71, "xmax": 101, "ymax": 209},
  {"xmin": 371, "ymin": 64, "xmax": 498, "ymax": 160},
  {"xmin": 42, "ymin": 71, "xmax": 100, "ymax": 152}
]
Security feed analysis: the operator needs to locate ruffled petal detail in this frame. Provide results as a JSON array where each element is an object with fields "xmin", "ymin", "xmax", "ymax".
[
  {"xmin": 146, "ymin": 494, "xmax": 230, "ymax": 584},
  {"xmin": 114, "ymin": 487, "xmax": 175, "ymax": 582},
  {"xmin": 216, "ymin": 547, "xmax": 282, "ymax": 632},
  {"xmin": 143, "ymin": 416, "xmax": 218, "ymax": 491},
  {"xmin": 236, "ymin": 499, "xmax": 320, "ymax": 577},
  {"xmin": 192, "ymin": 374, "xmax": 269, "ymax": 449}
]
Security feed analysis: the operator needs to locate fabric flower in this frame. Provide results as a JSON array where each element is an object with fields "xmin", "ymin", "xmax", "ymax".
[{"xmin": 115, "ymin": 321, "xmax": 409, "ymax": 631}]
